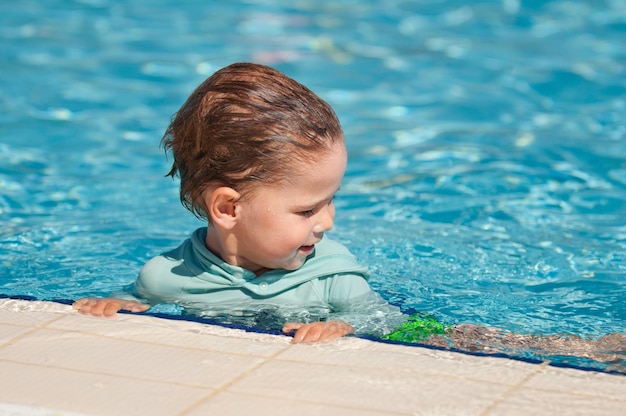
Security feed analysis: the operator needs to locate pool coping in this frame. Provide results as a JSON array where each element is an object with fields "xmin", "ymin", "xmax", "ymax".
[{"xmin": 1, "ymin": 298, "xmax": 624, "ymax": 415}]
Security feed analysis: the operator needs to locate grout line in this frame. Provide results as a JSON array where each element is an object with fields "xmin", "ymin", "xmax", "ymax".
[
  {"xmin": 176, "ymin": 343, "xmax": 293, "ymax": 415},
  {"xmin": 0, "ymin": 326, "xmax": 42, "ymax": 350},
  {"xmin": 0, "ymin": 314, "xmax": 68, "ymax": 350},
  {"xmin": 479, "ymin": 360, "xmax": 551, "ymax": 416},
  {"xmin": 177, "ymin": 344, "xmax": 411, "ymax": 416}
]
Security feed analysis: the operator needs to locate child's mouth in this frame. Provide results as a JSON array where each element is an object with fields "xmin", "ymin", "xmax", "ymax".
[{"xmin": 300, "ymin": 245, "xmax": 315, "ymax": 253}]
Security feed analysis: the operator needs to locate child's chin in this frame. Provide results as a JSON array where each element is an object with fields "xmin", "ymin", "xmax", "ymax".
[{"xmin": 282, "ymin": 258, "xmax": 307, "ymax": 271}]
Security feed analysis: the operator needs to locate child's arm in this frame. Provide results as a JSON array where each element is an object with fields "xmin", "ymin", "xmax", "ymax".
[
  {"xmin": 282, "ymin": 320, "xmax": 354, "ymax": 343},
  {"xmin": 72, "ymin": 298, "xmax": 149, "ymax": 317}
]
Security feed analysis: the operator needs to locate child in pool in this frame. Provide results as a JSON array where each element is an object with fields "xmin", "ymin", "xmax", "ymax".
[
  {"xmin": 73, "ymin": 62, "xmax": 399, "ymax": 343},
  {"xmin": 73, "ymin": 63, "xmax": 625, "ymax": 361}
]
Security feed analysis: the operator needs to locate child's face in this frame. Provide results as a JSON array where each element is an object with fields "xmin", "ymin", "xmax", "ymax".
[{"xmin": 233, "ymin": 142, "xmax": 347, "ymax": 273}]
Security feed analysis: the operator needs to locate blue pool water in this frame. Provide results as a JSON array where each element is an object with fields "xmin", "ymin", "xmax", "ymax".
[{"xmin": 1, "ymin": 1, "xmax": 625, "ymax": 372}]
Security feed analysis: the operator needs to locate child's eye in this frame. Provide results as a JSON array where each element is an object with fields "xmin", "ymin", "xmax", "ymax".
[
  {"xmin": 298, "ymin": 209, "xmax": 315, "ymax": 218},
  {"xmin": 297, "ymin": 195, "xmax": 336, "ymax": 218}
]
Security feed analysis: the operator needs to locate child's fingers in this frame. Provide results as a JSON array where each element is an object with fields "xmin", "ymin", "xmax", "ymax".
[
  {"xmin": 72, "ymin": 298, "xmax": 101, "ymax": 315},
  {"xmin": 101, "ymin": 301, "xmax": 123, "ymax": 317},
  {"xmin": 72, "ymin": 298, "xmax": 146, "ymax": 317},
  {"xmin": 128, "ymin": 303, "xmax": 150, "ymax": 313},
  {"xmin": 287, "ymin": 321, "xmax": 354, "ymax": 344},
  {"xmin": 299, "ymin": 325, "xmax": 326, "ymax": 343},
  {"xmin": 282, "ymin": 322, "xmax": 304, "ymax": 333},
  {"xmin": 71, "ymin": 298, "xmax": 91, "ymax": 310},
  {"xmin": 83, "ymin": 299, "xmax": 115, "ymax": 317},
  {"xmin": 283, "ymin": 322, "xmax": 320, "ymax": 343}
]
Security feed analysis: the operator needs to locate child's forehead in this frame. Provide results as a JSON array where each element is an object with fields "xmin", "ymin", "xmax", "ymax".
[
  {"xmin": 251, "ymin": 179, "xmax": 341, "ymax": 204},
  {"xmin": 272, "ymin": 146, "xmax": 346, "ymax": 185}
]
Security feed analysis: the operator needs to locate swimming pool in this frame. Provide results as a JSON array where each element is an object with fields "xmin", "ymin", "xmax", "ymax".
[{"xmin": 1, "ymin": 0, "xmax": 624, "ymax": 373}]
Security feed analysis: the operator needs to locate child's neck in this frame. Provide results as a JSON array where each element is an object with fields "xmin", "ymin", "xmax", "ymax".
[{"xmin": 204, "ymin": 226, "xmax": 270, "ymax": 277}]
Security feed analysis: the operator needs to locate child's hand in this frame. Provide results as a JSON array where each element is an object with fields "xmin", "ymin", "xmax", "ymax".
[
  {"xmin": 282, "ymin": 320, "xmax": 354, "ymax": 344},
  {"xmin": 72, "ymin": 298, "xmax": 149, "ymax": 317}
]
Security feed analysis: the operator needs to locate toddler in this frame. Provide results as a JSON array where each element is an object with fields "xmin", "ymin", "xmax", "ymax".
[{"xmin": 73, "ymin": 62, "xmax": 399, "ymax": 343}]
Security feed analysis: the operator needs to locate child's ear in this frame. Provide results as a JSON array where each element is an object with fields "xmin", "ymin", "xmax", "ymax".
[{"xmin": 206, "ymin": 187, "xmax": 241, "ymax": 229}]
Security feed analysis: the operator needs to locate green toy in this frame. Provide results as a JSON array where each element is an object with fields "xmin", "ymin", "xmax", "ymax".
[{"xmin": 382, "ymin": 312, "xmax": 450, "ymax": 343}]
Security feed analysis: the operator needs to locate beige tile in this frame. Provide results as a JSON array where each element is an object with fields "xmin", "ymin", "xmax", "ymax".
[
  {"xmin": 186, "ymin": 391, "xmax": 397, "ymax": 416},
  {"xmin": 49, "ymin": 312, "xmax": 290, "ymax": 357},
  {"xmin": 488, "ymin": 387, "xmax": 626, "ymax": 416},
  {"xmin": 0, "ymin": 327, "xmax": 265, "ymax": 389},
  {"xmin": 277, "ymin": 338, "xmax": 539, "ymax": 385},
  {"xmin": 2, "ymin": 299, "xmax": 622, "ymax": 416},
  {"xmin": 0, "ymin": 360, "xmax": 210, "ymax": 416},
  {"xmin": 0, "ymin": 323, "xmax": 34, "ymax": 344},
  {"xmin": 228, "ymin": 359, "xmax": 509, "ymax": 414},
  {"xmin": 524, "ymin": 365, "xmax": 626, "ymax": 400}
]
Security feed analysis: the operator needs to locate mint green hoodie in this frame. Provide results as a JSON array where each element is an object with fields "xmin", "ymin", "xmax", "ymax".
[{"xmin": 131, "ymin": 228, "xmax": 402, "ymax": 331}]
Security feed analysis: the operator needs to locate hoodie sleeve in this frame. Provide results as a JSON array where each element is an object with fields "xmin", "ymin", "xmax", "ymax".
[
  {"xmin": 104, "ymin": 254, "xmax": 182, "ymax": 305},
  {"xmin": 130, "ymin": 254, "xmax": 187, "ymax": 304}
]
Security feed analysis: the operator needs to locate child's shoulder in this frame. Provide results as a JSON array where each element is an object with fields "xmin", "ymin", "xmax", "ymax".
[{"xmin": 136, "ymin": 231, "xmax": 200, "ymax": 285}]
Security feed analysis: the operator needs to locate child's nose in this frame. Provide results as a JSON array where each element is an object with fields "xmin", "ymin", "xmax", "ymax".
[{"xmin": 313, "ymin": 202, "xmax": 335, "ymax": 233}]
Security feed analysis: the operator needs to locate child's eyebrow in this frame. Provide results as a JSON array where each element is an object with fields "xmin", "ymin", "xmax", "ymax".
[{"xmin": 297, "ymin": 187, "xmax": 340, "ymax": 209}]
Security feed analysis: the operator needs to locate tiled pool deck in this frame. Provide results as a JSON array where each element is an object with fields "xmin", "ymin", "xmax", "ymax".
[{"xmin": 0, "ymin": 299, "xmax": 624, "ymax": 416}]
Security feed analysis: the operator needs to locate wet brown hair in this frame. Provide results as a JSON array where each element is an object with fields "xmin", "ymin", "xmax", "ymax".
[{"xmin": 161, "ymin": 62, "xmax": 344, "ymax": 220}]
